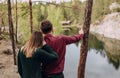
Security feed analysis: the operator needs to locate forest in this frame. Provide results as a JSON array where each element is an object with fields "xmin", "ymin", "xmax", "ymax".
[
  {"xmin": 0, "ymin": 0, "xmax": 120, "ymax": 44},
  {"xmin": 0, "ymin": 0, "xmax": 120, "ymax": 78}
]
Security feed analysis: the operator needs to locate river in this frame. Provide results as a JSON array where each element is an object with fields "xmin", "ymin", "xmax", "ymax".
[{"xmin": 63, "ymin": 32, "xmax": 120, "ymax": 78}]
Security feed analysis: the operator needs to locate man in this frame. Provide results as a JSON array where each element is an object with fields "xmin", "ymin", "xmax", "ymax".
[{"xmin": 40, "ymin": 20, "xmax": 84, "ymax": 78}]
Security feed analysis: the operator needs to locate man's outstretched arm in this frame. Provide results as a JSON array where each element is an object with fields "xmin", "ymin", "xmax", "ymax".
[{"xmin": 63, "ymin": 29, "xmax": 84, "ymax": 44}]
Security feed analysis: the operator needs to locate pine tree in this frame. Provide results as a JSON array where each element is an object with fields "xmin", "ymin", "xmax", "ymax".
[{"xmin": 78, "ymin": 0, "xmax": 93, "ymax": 78}]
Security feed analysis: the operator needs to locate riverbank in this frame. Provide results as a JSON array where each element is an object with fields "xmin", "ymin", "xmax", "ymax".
[{"xmin": 0, "ymin": 39, "xmax": 20, "ymax": 78}]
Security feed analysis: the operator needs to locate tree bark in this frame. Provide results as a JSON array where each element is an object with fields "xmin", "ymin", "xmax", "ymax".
[
  {"xmin": 78, "ymin": 0, "xmax": 93, "ymax": 78},
  {"xmin": 15, "ymin": 0, "xmax": 18, "ymax": 43},
  {"xmin": 29, "ymin": 0, "xmax": 33, "ymax": 33},
  {"xmin": 8, "ymin": 0, "xmax": 16, "ymax": 65}
]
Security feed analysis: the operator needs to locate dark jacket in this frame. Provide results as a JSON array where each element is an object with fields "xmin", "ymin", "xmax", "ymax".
[{"xmin": 17, "ymin": 44, "xmax": 58, "ymax": 78}]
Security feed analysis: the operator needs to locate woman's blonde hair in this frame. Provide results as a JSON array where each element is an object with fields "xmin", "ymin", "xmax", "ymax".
[{"xmin": 22, "ymin": 31, "xmax": 43, "ymax": 58}]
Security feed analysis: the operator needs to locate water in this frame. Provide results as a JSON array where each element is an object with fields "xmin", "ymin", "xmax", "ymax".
[{"xmin": 64, "ymin": 33, "xmax": 120, "ymax": 78}]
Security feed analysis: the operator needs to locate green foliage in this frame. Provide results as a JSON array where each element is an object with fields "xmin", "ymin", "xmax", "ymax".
[
  {"xmin": 0, "ymin": 33, "xmax": 10, "ymax": 39},
  {"xmin": 71, "ymin": 1, "xmax": 81, "ymax": 23},
  {"xmin": 1, "ymin": 0, "xmax": 120, "ymax": 45},
  {"xmin": 91, "ymin": 0, "xmax": 120, "ymax": 23},
  {"xmin": 36, "ymin": 3, "xmax": 48, "ymax": 22},
  {"xmin": 0, "ymin": 3, "xmax": 8, "ymax": 26}
]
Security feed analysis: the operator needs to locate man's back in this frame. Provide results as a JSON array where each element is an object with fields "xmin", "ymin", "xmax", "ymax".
[{"xmin": 44, "ymin": 34, "xmax": 83, "ymax": 75}]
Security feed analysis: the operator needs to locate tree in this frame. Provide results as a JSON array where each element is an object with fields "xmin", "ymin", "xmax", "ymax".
[
  {"xmin": 29, "ymin": 0, "xmax": 33, "ymax": 33},
  {"xmin": 8, "ymin": 0, "xmax": 16, "ymax": 65},
  {"xmin": 78, "ymin": 0, "xmax": 93, "ymax": 78},
  {"xmin": 15, "ymin": 0, "xmax": 18, "ymax": 43},
  {"xmin": 72, "ymin": 0, "xmax": 81, "ymax": 23}
]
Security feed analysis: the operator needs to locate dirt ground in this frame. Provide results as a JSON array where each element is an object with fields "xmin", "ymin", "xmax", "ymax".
[{"xmin": 0, "ymin": 39, "xmax": 20, "ymax": 78}]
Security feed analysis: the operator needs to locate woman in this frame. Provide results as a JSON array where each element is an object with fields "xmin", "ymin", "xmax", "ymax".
[{"xmin": 17, "ymin": 31, "xmax": 58, "ymax": 78}]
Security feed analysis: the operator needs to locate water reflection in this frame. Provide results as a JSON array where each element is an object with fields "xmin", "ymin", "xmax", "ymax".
[
  {"xmin": 63, "ymin": 30, "xmax": 120, "ymax": 78},
  {"xmin": 90, "ymin": 33, "xmax": 120, "ymax": 70},
  {"xmin": 88, "ymin": 34, "xmax": 106, "ymax": 58}
]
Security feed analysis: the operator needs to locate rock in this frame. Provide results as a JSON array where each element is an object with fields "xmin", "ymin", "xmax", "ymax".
[
  {"xmin": 61, "ymin": 20, "xmax": 72, "ymax": 25},
  {"xmin": 0, "ymin": 63, "xmax": 5, "ymax": 69},
  {"xmin": 0, "ymin": 26, "xmax": 9, "ymax": 34},
  {"xmin": 90, "ymin": 12, "xmax": 120, "ymax": 40},
  {"xmin": 2, "ymin": 49, "xmax": 12, "ymax": 55},
  {"xmin": 109, "ymin": 2, "xmax": 120, "ymax": 12}
]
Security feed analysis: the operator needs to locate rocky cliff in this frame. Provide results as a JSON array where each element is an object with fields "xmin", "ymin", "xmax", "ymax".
[{"xmin": 90, "ymin": 12, "xmax": 120, "ymax": 40}]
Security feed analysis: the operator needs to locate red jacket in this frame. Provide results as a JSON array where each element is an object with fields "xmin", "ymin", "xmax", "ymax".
[{"xmin": 44, "ymin": 34, "xmax": 84, "ymax": 75}]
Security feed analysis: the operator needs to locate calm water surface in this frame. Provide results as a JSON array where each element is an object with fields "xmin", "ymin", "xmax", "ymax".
[{"xmin": 64, "ymin": 34, "xmax": 120, "ymax": 78}]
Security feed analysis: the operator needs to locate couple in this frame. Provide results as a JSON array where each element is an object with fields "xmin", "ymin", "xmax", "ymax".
[{"xmin": 17, "ymin": 20, "xmax": 84, "ymax": 78}]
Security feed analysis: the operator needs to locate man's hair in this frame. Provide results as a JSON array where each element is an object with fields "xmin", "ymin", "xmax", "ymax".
[{"xmin": 40, "ymin": 20, "xmax": 53, "ymax": 34}]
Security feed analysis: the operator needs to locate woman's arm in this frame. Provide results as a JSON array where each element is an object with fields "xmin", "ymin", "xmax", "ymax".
[{"xmin": 33, "ymin": 44, "xmax": 58, "ymax": 62}]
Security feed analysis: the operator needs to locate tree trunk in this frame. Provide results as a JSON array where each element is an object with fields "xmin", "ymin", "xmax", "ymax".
[
  {"xmin": 15, "ymin": 0, "xmax": 18, "ymax": 43},
  {"xmin": 29, "ymin": 0, "xmax": 33, "ymax": 33},
  {"xmin": 78, "ymin": 0, "xmax": 93, "ymax": 78},
  {"xmin": 2, "ymin": 18, "xmax": 5, "ymax": 32},
  {"xmin": 8, "ymin": 0, "xmax": 16, "ymax": 65}
]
